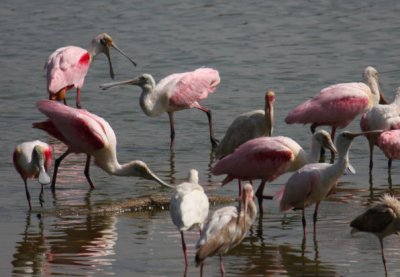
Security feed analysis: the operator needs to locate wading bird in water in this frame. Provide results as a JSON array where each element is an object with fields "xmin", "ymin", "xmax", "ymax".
[
  {"xmin": 13, "ymin": 140, "xmax": 52, "ymax": 209},
  {"xmin": 45, "ymin": 33, "xmax": 136, "ymax": 108},
  {"xmin": 215, "ymin": 90, "xmax": 275, "ymax": 159},
  {"xmin": 100, "ymin": 67, "xmax": 220, "ymax": 149},
  {"xmin": 195, "ymin": 183, "xmax": 257, "ymax": 277},
  {"xmin": 33, "ymin": 100, "xmax": 171, "ymax": 192},
  {"xmin": 275, "ymin": 130, "xmax": 381, "ymax": 238},
  {"xmin": 285, "ymin": 66, "xmax": 386, "ymax": 160},
  {"xmin": 377, "ymin": 129, "xmax": 400, "ymax": 180},
  {"xmin": 170, "ymin": 169, "xmax": 209, "ymax": 272},
  {"xmin": 350, "ymin": 194, "xmax": 400, "ymax": 276},
  {"xmin": 212, "ymin": 130, "xmax": 337, "ymax": 212}
]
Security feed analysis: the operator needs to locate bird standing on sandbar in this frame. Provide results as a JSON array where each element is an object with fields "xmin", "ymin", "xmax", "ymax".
[
  {"xmin": 45, "ymin": 33, "xmax": 136, "ymax": 108},
  {"xmin": 100, "ymin": 67, "xmax": 220, "ymax": 149}
]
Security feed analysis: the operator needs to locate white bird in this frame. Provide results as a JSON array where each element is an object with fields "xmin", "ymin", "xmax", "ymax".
[
  {"xmin": 360, "ymin": 87, "xmax": 400, "ymax": 172},
  {"xmin": 215, "ymin": 90, "xmax": 275, "ymax": 159},
  {"xmin": 195, "ymin": 183, "xmax": 257, "ymax": 277},
  {"xmin": 350, "ymin": 194, "xmax": 400, "ymax": 276},
  {"xmin": 275, "ymin": 130, "xmax": 381, "ymax": 237},
  {"xmin": 170, "ymin": 169, "xmax": 209, "ymax": 270},
  {"xmin": 13, "ymin": 140, "xmax": 52, "ymax": 209}
]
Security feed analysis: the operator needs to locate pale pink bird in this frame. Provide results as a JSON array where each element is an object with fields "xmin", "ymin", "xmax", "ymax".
[
  {"xmin": 377, "ymin": 129, "xmax": 400, "ymax": 175},
  {"xmin": 275, "ymin": 130, "xmax": 381, "ymax": 237},
  {"xmin": 45, "ymin": 33, "xmax": 136, "ymax": 108},
  {"xmin": 215, "ymin": 90, "xmax": 275, "ymax": 159},
  {"xmin": 195, "ymin": 183, "xmax": 257, "ymax": 277},
  {"xmin": 13, "ymin": 140, "xmax": 52, "ymax": 209},
  {"xmin": 170, "ymin": 169, "xmax": 209, "ymax": 271},
  {"xmin": 100, "ymin": 68, "xmax": 220, "ymax": 149},
  {"xmin": 32, "ymin": 99, "xmax": 172, "ymax": 192},
  {"xmin": 360, "ymin": 87, "xmax": 400, "ymax": 172},
  {"xmin": 350, "ymin": 194, "xmax": 400, "ymax": 276},
  {"xmin": 285, "ymin": 66, "xmax": 386, "ymax": 160}
]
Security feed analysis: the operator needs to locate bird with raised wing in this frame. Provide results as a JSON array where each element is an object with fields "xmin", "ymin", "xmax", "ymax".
[
  {"xmin": 33, "ymin": 99, "xmax": 171, "ymax": 192},
  {"xmin": 46, "ymin": 33, "xmax": 136, "ymax": 108},
  {"xmin": 195, "ymin": 183, "xmax": 257, "ymax": 277},
  {"xmin": 215, "ymin": 90, "xmax": 275, "ymax": 159},
  {"xmin": 100, "ymin": 68, "xmax": 220, "ymax": 149},
  {"xmin": 13, "ymin": 140, "xmax": 52, "ymax": 209}
]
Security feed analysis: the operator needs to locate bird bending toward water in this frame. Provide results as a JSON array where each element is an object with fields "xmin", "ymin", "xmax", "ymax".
[
  {"xmin": 13, "ymin": 140, "xmax": 52, "ymax": 209},
  {"xmin": 33, "ymin": 99, "xmax": 171, "ymax": 192},
  {"xmin": 350, "ymin": 194, "xmax": 400, "ymax": 276},
  {"xmin": 215, "ymin": 90, "xmax": 275, "ymax": 159},
  {"xmin": 275, "ymin": 130, "xmax": 382, "ymax": 238},
  {"xmin": 195, "ymin": 183, "xmax": 257, "ymax": 277},
  {"xmin": 100, "ymin": 67, "xmax": 220, "ymax": 149},
  {"xmin": 170, "ymin": 169, "xmax": 209, "ymax": 271},
  {"xmin": 45, "ymin": 33, "xmax": 136, "ymax": 108},
  {"xmin": 285, "ymin": 66, "xmax": 386, "ymax": 160},
  {"xmin": 212, "ymin": 130, "xmax": 337, "ymax": 212}
]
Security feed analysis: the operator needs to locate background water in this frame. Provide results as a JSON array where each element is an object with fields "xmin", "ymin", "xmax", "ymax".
[{"xmin": 1, "ymin": 0, "xmax": 400, "ymax": 276}]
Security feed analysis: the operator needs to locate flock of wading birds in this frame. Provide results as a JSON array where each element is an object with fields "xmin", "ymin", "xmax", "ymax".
[{"xmin": 12, "ymin": 33, "xmax": 400, "ymax": 276}]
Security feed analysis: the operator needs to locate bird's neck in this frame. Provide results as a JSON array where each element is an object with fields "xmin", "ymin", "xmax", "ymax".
[
  {"xmin": 246, "ymin": 200, "xmax": 258, "ymax": 224},
  {"xmin": 307, "ymin": 140, "xmax": 323, "ymax": 163},
  {"xmin": 139, "ymin": 85, "xmax": 164, "ymax": 117},
  {"xmin": 264, "ymin": 106, "xmax": 274, "ymax": 137},
  {"xmin": 327, "ymin": 144, "xmax": 350, "ymax": 178},
  {"xmin": 365, "ymin": 78, "xmax": 380, "ymax": 106}
]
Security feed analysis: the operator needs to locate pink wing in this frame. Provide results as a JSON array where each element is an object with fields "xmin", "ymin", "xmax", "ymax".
[
  {"xmin": 285, "ymin": 83, "xmax": 370, "ymax": 128},
  {"xmin": 212, "ymin": 137, "xmax": 293, "ymax": 181},
  {"xmin": 278, "ymin": 165, "xmax": 321, "ymax": 211},
  {"xmin": 45, "ymin": 46, "xmax": 91, "ymax": 93},
  {"xmin": 377, "ymin": 130, "xmax": 400, "ymax": 159},
  {"xmin": 166, "ymin": 68, "xmax": 220, "ymax": 108},
  {"xmin": 35, "ymin": 100, "xmax": 107, "ymax": 153}
]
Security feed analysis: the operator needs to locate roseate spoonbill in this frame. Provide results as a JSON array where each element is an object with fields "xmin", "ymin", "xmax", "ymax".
[
  {"xmin": 13, "ymin": 140, "xmax": 52, "ymax": 209},
  {"xmin": 45, "ymin": 33, "xmax": 136, "ymax": 108},
  {"xmin": 170, "ymin": 169, "xmax": 209, "ymax": 271},
  {"xmin": 351, "ymin": 194, "xmax": 400, "ymax": 276},
  {"xmin": 32, "ymin": 99, "xmax": 171, "ymax": 192},
  {"xmin": 215, "ymin": 90, "xmax": 275, "ymax": 159},
  {"xmin": 99, "ymin": 68, "xmax": 220, "ymax": 149},
  {"xmin": 212, "ymin": 130, "xmax": 337, "ymax": 212},
  {"xmin": 377, "ymin": 130, "xmax": 400, "ymax": 175},
  {"xmin": 360, "ymin": 87, "xmax": 400, "ymax": 172},
  {"xmin": 275, "ymin": 130, "xmax": 382, "ymax": 238},
  {"xmin": 195, "ymin": 183, "xmax": 257, "ymax": 277},
  {"xmin": 285, "ymin": 66, "xmax": 386, "ymax": 160}
]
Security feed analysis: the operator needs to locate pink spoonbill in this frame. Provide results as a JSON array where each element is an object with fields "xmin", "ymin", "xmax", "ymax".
[
  {"xmin": 45, "ymin": 33, "xmax": 136, "ymax": 108},
  {"xmin": 215, "ymin": 90, "xmax": 275, "ymax": 159},
  {"xmin": 377, "ymin": 129, "xmax": 400, "ymax": 179},
  {"xmin": 285, "ymin": 66, "xmax": 386, "ymax": 160},
  {"xmin": 212, "ymin": 130, "xmax": 337, "ymax": 212},
  {"xmin": 99, "ymin": 67, "xmax": 220, "ymax": 149},
  {"xmin": 170, "ymin": 169, "xmax": 209, "ymax": 271},
  {"xmin": 33, "ymin": 99, "xmax": 171, "ymax": 192},
  {"xmin": 13, "ymin": 140, "xmax": 52, "ymax": 209},
  {"xmin": 195, "ymin": 183, "xmax": 257, "ymax": 277},
  {"xmin": 360, "ymin": 87, "xmax": 400, "ymax": 172},
  {"xmin": 275, "ymin": 130, "xmax": 382, "ymax": 238},
  {"xmin": 350, "ymin": 194, "xmax": 400, "ymax": 276}
]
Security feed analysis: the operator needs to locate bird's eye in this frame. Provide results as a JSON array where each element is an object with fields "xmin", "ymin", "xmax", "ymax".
[{"xmin": 100, "ymin": 39, "xmax": 106, "ymax": 45}]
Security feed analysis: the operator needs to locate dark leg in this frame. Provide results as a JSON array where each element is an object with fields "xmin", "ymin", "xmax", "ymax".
[
  {"xmin": 76, "ymin": 88, "xmax": 82, "ymax": 109},
  {"xmin": 388, "ymin": 159, "xmax": 393, "ymax": 187},
  {"xmin": 219, "ymin": 255, "xmax": 225, "ymax": 277},
  {"xmin": 84, "ymin": 154, "xmax": 95, "ymax": 189},
  {"xmin": 200, "ymin": 263, "xmax": 204, "ymax": 277},
  {"xmin": 168, "ymin": 112, "xmax": 176, "ymax": 149},
  {"xmin": 24, "ymin": 179, "xmax": 32, "ymax": 210},
  {"xmin": 180, "ymin": 231, "xmax": 188, "ymax": 269},
  {"xmin": 196, "ymin": 106, "xmax": 219, "ymax": 148},
  {"xmin": 302, "ymin": 208, "xmax": 306, "ymax": 238},
  {"xmin": 313, "ymin": 202, "xmax": 320, "ymax": 234},
  {"xmin": 368, "ymin": 137, "xmax": 374, "ymax": 173},
  {"xmin": 255, "ymin": 180, "xmax": 266, "ymax": 215},
  {"xmin": 51, "ymin": 149, "xmax": 71, "ymax": 192},
  {"xmin": 379, "ymin": 238, "xmax": 388, "ymax": 276},
  {"xmin": 39, "ymin": 184, "xmax": 45, "ymax": 208}
]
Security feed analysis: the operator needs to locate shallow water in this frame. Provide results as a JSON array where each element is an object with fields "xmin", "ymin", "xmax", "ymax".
[{"xmin": 2, "ymin": 0, "xmax": 400, "ymax": 276}]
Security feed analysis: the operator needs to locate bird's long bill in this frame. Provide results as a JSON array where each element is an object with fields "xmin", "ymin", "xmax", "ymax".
[
  {"xmin": 378, "ymin": 83, "xmax": 388, "ymax": 104},
  {"xmin": 99, "ymin": 78, "xmax": 138, "ymax": 90},
  {"xmin": 104, "ymin": 46, "xmax": 115, "ymax": 80},
  {"xmin": 111, "ymin": 43, "xmax": 137, "ymax": 66},
  {"xmin": 325, "ymin": 138, "xmax": 338, "ymax": 154},
  {"xmin": 348, "ymin": 130, "xmax": 383, "ymax": 139},
  {"xmin": 145, "ymin": 169, "xmax": 175, "ymax": 189}
]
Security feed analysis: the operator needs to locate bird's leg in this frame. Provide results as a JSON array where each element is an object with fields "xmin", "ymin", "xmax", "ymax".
[
  {"xmin": 302, "ymin": 208, "xmax": 306, "ymax": 238},
  {"xmin": 368, "ymin": 137, "xmax": 374, "ymax": 173},
  {"xmin": 388, "ymin": 159, "xmax": 393, "ymax": 187},
  {"xmin": 180, "ymin": 231, "xmax": 188, "ymax": 269},
  {"xmin": 84, "ymin": 154, "xmax": 95, "ymax": 189},
  {"xmin": 219, "ymin": 255, "xmax": 225, "ymax": 277},
  {"xmin": 76, "ymin": 88, "xmax": 82, "ymax": 109},
  {"xmin": 200, "ymin": 263, "xmax": 204, "ymax": 277},
  {"xmin": 51, "ymin": 149, "xmax": 71, "ymax": 193},
  {"xmin": 24, "ymin": 179, "xmax": 32, "ymax": 210},
  {"xmin": 379, "ymin": 238, "xmax": 388, "ymax": 276},
  {"xmin": 168, "ymin": 112, "xmax": 176, "ymax": 149},
  {"xmin": 329, "ymin": 127, "xmax": 336, "ymax": 163},
  {"xmin": 196, "ymin": 106, "xmax": 219, "ymax": 148},
  {"xmin": 313, "ymin": 202, "xmax": 320, "ymax": 234},
  {"xmin": 255, "ymin": 180, "xmax": 266, "ymax": 216},
  {"xmin": 39, "ymin": 184, "xmax": 45, "ymax": 208}
]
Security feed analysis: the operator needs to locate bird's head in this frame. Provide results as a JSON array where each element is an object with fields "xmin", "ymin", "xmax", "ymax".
[
  {"xmin": 99, "ymin": 73, "xmax": 156, "ymax": 91},
  {"xmin": 313, "ymin": 129, "xmax": 337, "ymax": 154},
  {"xmin": 363, "ymin": 66, "xmax": 387, "ymax": 104},
  {"xmin": 336, "ymin": 130, "xmax": 382, "ymax": 156},
  {"xmin": 32, "ymin": 145, "xmax": 51, "ymax": 185},
  {"xmin": 130, "ymin": 160, "xmax": 174, "ymax": 189}
]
